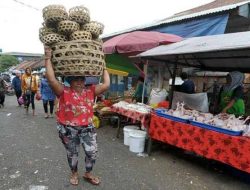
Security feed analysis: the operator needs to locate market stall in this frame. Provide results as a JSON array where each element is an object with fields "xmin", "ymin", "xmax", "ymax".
[
  {"xmin": 101, "ymin": 31, "xmax": 182, "ymax": 136},
  {"xmin": 111, "ymin": 101, "xmax": 152, "ymax": 137},
  {"xmin": 135, "ymin": 31, "xmax": 250, "ymax": 173}
]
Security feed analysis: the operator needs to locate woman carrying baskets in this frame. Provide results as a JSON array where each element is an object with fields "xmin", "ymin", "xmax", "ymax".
[{"xmin": 44, "ymin": 46, "xmax": 110, "ymax": 186}]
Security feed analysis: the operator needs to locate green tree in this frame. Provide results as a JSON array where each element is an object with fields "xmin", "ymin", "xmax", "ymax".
[{"xmin": 0, "ymin": 55, "xmax": 19, "ymax": 72}]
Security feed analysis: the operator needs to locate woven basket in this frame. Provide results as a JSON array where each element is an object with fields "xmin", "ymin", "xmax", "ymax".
[
  {"xmin": 51, "ymin": 40, "xmax": 105, "ymax": 76},
  {"xmin": 93, "ymin": 38, "xmax": 103, "ymax": 45},
  {"xmin": 81, "ymin": 21, "xmax": 104, "ymax": 38},
  {"xmin": 70, "ymin": 31, "xmax": 92, "ymax": 40},
  {"xmin": 58, "ymin": 20, "xmax": 80, "ymax": 35},
  {"xmin": 39, "ymin": 26, "xmax": 57, "ymax": 43},
  {"xmin": 42, "ymin": 33, "xmax": 67, "ymax": 46},
  {"xmin": 69, "ymin": 6, "xmax": 90, "ymax": 24},
  {"xmin": 43, "ymin": 5, "xmax": 68, "ymax": 25}
]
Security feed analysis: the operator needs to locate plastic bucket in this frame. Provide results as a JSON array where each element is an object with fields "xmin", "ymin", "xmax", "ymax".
[
  {"xmin": 129, "ymin": 130, "xmax": 147, "ymax": 153},
  {"xmin": 123, "ymin": 125, "xmax": 139, "ymax": 146}
]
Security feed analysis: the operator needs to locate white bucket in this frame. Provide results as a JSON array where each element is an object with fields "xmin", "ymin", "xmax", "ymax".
[
  {"xmin": 123, "ymin": 125, "xmax": 139, "ymax": 146},
  {"xmin": 129, "ymin": 130, "xmax": 147, "ymax": 153}
]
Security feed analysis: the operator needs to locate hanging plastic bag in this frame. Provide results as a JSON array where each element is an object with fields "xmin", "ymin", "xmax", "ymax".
[{"xmin": 18, "ymin": 96, "xmax": 24, "ymax": 105}]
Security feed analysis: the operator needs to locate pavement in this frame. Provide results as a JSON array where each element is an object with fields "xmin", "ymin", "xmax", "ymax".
[{"xmin": 0, "ymin": 95, "xmax": 250, "ymax": 190}]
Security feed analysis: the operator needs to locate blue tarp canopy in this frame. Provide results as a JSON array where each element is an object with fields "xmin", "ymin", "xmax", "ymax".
[{"xmin": 153, "ymin": 14, "xmax": 229, "ymax": 38}]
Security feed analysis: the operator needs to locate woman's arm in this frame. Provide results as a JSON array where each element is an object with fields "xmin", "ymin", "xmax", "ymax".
[
  {"xmin": 95, "ymin": 69, "xmax": 110, "ymax": 96},
  {"xmin": 222, "ymin": 86, "xmax": 243, "ymax": 113},
  {"xmin": 44, "ymin": 46, "xmax": 64, "ymax": 96},
  {"xmin": 222, "ymin": 99, "xmax": 235, "ymax": 113},
  {"xmin": 21, "ymin": 75, "xmax": 26, "ymax": 94}
]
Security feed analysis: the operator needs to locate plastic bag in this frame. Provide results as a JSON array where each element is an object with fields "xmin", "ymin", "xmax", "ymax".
[
  {"xmin": 35, "ymin": 93, "xmax": 41, "ymax": 101},
  {"xmin": 149, "ymin": 88, "xmax": 168, "ymax": 105},
  {"xmin": 18, "ymin": 96, "xmax": 24, "ymax": 105}
]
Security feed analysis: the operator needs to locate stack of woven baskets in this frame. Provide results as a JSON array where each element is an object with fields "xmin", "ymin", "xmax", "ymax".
[{"xmin": 39, "ymin": 5, "xmax": 105, "ymax": 76}]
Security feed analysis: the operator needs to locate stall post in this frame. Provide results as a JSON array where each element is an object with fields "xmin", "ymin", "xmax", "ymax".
[
  {"xmin": 169, "ymin": 61, "xmax": 178, "ymax": 108},
  {"xmin": 141, "ymin": 60, "xmax": 148, "ymax": 103}
]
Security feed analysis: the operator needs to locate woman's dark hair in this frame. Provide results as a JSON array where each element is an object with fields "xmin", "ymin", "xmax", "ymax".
[
  {"xmin": 138, "ymin": 76, "xmax": 144, "ymax": 82},
  {"xmin": 65, "ymin": 76, "xmax": 86, "ymax": 84}
]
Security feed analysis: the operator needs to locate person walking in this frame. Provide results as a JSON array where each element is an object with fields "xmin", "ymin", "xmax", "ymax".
[
  {"xmin": 40, "ymin": 72, "xmax": 56, "ymax": 118},
  {"xmin": 12, "ymin": 70, "xmax": 22, "ymax": 106},
  {"xmin": 44, "ymin": 46, "xmax": 110, "ymax": 186},
  {"xmin": 0, "ymin": 76, "xmax": 7, "ymax": 108},
  {"xmin": 21, "ymin": 67, "xmax": 39, "ymax": 115}
]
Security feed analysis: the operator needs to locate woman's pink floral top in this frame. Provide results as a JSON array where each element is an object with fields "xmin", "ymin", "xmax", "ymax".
[{"xmin": 56, "ymin": 86, "xmax": 95, "ymax": 127}]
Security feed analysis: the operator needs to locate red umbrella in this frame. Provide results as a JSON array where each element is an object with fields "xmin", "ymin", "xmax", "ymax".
[{"xmin": 103, "ymin": 31, "xmax": 183, "ymax": 55}]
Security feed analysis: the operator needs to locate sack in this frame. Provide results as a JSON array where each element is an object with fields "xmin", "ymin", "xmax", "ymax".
[
  {"xmin": 172, "ymin": 91, "xmax": 209, "ymax": 113},
  {"xmin": 149, "ymin": 88, "xmax": 168, "ymax": 105}
]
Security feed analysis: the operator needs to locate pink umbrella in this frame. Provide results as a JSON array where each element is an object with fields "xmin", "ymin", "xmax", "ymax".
[{"xmin": 103, "ymin": 31, "xmax": 183, "ymax": 55}]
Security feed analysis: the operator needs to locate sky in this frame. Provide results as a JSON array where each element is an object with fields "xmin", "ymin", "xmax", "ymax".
[{"xmin": 0, "ymin": 0, "xmax": 213, "ymax": 54}]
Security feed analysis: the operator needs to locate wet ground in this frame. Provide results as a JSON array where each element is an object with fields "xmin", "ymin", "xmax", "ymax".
[{"xmin": 0, "ymin": 95, "xmax": 250, "ymax": 190}]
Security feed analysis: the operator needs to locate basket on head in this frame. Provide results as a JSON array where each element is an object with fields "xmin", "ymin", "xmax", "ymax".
[
  {"xmin": 69, "ymin": 6, "xmax": 90, "ymax": 24},
  {"xmin": 39, "ymin": 26, "xmax": 57, "ymax": 43},
  {"xmin": 58, "ymin": 20, "xmax": 80, "ymax": 35},
  {"xmin": 70, "ymin": 31, "xmax": 92, "ymax": 41},
  {"xmin": 81, "ymin": 21, "xmax": 104, "ymax": 38},
  {"xmin": 51, "ymin": 40, "xmax": 105, "ymax": 76},
  {"xmin": 42, "ymin": 5, "xmax": 68, "ymax": 26},
  {"xmin": 92, "ymin": 38, "xmax": 103, "ymax": 45},
  {"xmin": 42, "ymin": 33, "xmax": 67, "ymax": 46}
]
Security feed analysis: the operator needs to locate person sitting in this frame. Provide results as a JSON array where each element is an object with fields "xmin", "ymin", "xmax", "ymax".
[{"xmin": 179, "ymin": 72, "xmax": 195, "ymax": 94}]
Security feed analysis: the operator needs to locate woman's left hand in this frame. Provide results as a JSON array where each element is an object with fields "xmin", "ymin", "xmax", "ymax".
[{"xmin": 222, "ymin": 108, "xmax": 227, "ymax": 113}]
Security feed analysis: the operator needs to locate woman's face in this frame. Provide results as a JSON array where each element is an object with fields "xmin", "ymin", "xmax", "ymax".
[
  {"xmin": 25, "ymin": 68, "xmax": 31, "ymax": 75},
  {"xmin": 70, "ymin": 77, "xmax": 85, "ymax": 92}
]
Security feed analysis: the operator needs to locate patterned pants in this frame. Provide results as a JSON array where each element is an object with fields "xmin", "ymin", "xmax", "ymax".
[{"xmin": 57, "ymin": 124, "xmax": 97, "ymax": 173}]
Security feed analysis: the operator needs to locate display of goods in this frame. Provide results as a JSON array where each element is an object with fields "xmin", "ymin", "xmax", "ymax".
[
  {"xmin": 39, "ymin": 26, "xmax": 57, "ymax": 43},
  {"xmin": 43, "ymin": 5, "xmax": 68, "ymax": 25},
  {"xmin": 81, "ymin": 21, "xmax": 104, "ymax": 38},
  {"xmin": 69, "ymin": 6, "xmax": 90, "ymax": 24},
  {"xmin": 42, "ymin": 33, "xmax": 67, "ymax": 46},
  {"xmin": 51, "ymin": 40, "xmax": 105, "ymax": 76},
  {"xmin": 58, "ymin": 20, "xmax": 80, "ymax": 35},
  {"xmin": 70, "ymin": 31, "xmax": 92, "ymax": 41}
]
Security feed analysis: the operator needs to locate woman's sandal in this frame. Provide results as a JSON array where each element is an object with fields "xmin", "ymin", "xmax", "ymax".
[
  {"xmin": 83, "ymin": 174, "xmax": 100, "ymax": 185},
  {"xmin": 70, "ymin": 173, "xmax": 79, "ymax": 186}
]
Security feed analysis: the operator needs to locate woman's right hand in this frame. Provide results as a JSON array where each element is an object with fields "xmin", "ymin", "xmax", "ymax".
[{"xmin": 44, "ymin": 46, "xmax": 52, "ymax": 60}]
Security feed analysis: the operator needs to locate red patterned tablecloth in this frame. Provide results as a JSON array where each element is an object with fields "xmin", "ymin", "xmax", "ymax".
[
  {"xmin": 149, "ymin": 113, "xmax": 250, "ymax": 173},
  {"xmin": 111, "ymin": 106, "xmax": 151, "ymax": 129}
]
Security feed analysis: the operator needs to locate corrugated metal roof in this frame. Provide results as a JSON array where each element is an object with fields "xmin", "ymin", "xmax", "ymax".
[
  {"xmin": 14, "ymin": 59, "xmax": 44, "ymax": 70},
  {"xmin": 138, "ymin": 31, "xmax": 250, "ymax": 56},
  {"xmin": 157, "ymin": 0, "xmax": 250, "ymax": 25},
  {"xmin": 1, "ymin": 52, "xmax": 43, "ymax": 57},
  {"xmin": 102, "ymin": 0, "xmax": 250, "ymax": 39},
  {"xmin": 135, "ymin": 31, "xmax": 250, "ymax": 72}
]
